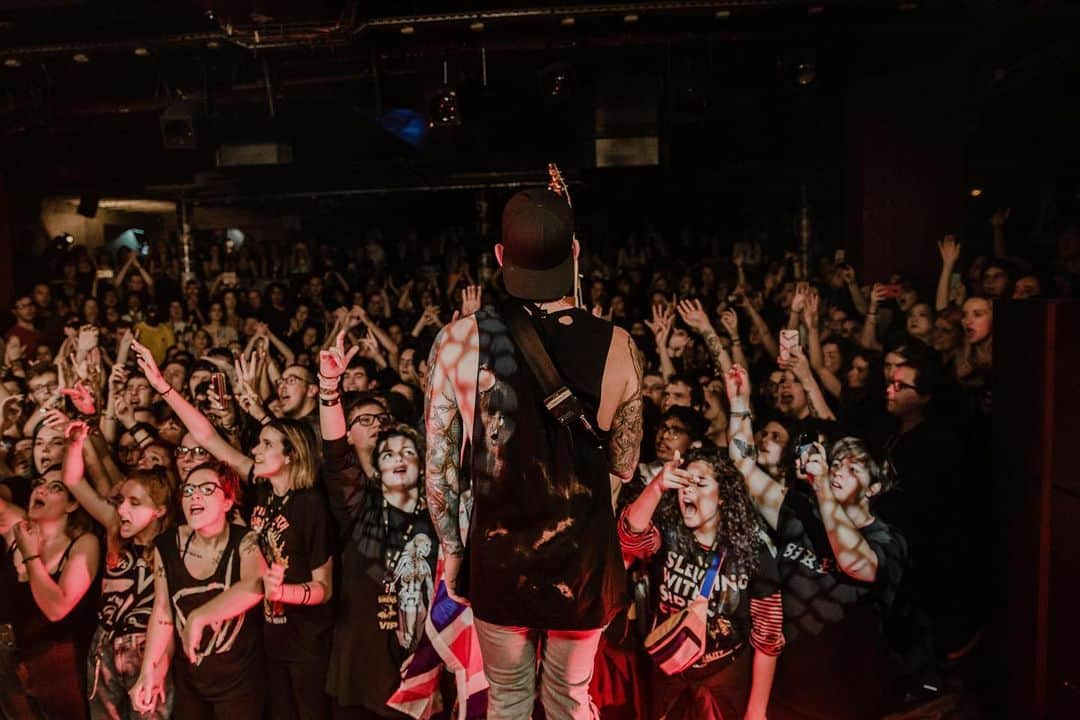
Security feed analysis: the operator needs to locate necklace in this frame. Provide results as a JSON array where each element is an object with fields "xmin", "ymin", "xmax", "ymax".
[{"xmin": 376, "ymin": 495, "xmax": 423, "ymax": 633}]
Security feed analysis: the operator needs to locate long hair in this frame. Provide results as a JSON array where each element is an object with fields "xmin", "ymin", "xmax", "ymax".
[
  {"xmin": 115, "ymin": 467, "xmax": 176, "ymax": 566},
  {"xmin": 265, "ymin": 418, "xmax": 319, "ymax": 490},
  {"xmin": 656, "ymin": 446, "xmax": 763, "ymax": 577}
]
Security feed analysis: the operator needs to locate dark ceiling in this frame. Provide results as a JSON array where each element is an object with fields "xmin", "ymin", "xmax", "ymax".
[{"xmin": 0, "ymin": 0, "xmax": 1076, "ymax": 206}]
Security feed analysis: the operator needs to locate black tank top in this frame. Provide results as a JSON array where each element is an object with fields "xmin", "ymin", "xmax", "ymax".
[
  {"xmin": 156, "ymin": 525, "xmax": 261, "ymax": 699},
  {"xmin": 97, "ymin": 544, "xmax": 155, "ymax": 639},
  {"xmin": 467, "ymin": 304, "xmax": 627, "ymax": 630},
  {"xmin": 1, "ymin": 536, "xmax": 97, "ymax": 651}
]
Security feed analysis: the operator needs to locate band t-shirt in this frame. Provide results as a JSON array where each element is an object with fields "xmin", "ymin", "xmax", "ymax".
[
  {"xmin": 769, "ymin": 485, "xmax": 907, "ymax": 720},
  {"xmin": 157, "ymin": 524, "xmax": 262, "ymax": 702},
  {"xmin": 97, "ymin": 544, "xmax": 155, "ymax": 639},
  {"xmin": 323, "ymin": 436, "xmax": 438, "ymax": 714},
  {"xmin": 249, "ymin": 483, "xmax": 335, "ymax": 662}
]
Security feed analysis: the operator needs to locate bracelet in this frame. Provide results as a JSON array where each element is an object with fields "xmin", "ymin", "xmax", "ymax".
[
  {"xmin": 729, "ymin": 410, "xmax": 752, "ymax": 418},
  {"xmin": 157, "ymin": 385, "xmax": 173, "ymax": 398},
  {"xmin": 320, "ymin": 396, "xmax": 341, "ymax": 407},
  {"xmin": 317, "ymin": 374, "xmax": 340, "ymax": 385},
  {"xmin": 301, "ymin": 583, "xmax": 311, "ymax": 605},
  {"xmin": 20, "ymin": 554, "xmax": 40, "ymax": 564},
  {"xmin": 259, "ymin": 414, "xmax": 272, "ymax": 426}
]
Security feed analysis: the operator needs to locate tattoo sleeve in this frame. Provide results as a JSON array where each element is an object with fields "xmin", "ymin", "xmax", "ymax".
[
  {"xmin": 608, "ymin": 337, "xmax": 644, "ymax": 481},
  {"xmin": 702, "ymin": 329, "xmax": 732, "ymax": 374},
  {"xmin": 424, "ymin": 329, "xmax": 465, "ymax": 556},
  {"xmin": 732, "ymin": 437, "xmax": 757, "ymax": 463}
]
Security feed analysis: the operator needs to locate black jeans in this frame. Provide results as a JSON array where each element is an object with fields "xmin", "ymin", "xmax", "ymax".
[
  {"xmin": 0, "ymin": 630, "xmax": 87, "ymax": 720},
  {"xmin": 266, "ymin": 657, "xmax": 331, "ymax": 720},
  {"xmin": 173, "ymin": 669, "xmax": 265, "ymax": 720}
]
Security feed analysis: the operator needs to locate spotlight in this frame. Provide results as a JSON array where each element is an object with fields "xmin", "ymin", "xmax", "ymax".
[
  {"xmin": 207, "ymin": 40, "xmax": 222, "ymax": 49},
  {"xmin": 400, "ymin": 25, "xmax": 415, "ymax": 35},
  {"xmin": 715, "ymin": 10, "xmax": 731, "ymax": 19},
  {"xmin": 796, "ymin": 63, "xmax": 817, "ymax": 86},
  {"xmin": 970, "ymin": 188, "xmax": 983, "ymax": 198},
  {"xmin": 623, "ymin": 14, "xmax": 639, "ymax": 23},
  {"xmin": 134, "ymin": 47, "xmax": 150, "ymax": 57},
  {"xmin": 540, "ymin": 62, "xmax": 576, "ymax": 103},
  {"xmin": 469, "ymin": 21, "xmax": 485, "ymax": 32},
  {"xmin": 560, "ymin": 17, "xmax": 575, "ymax": 27},
  {"xmin": 73, "ymin": 53, "xmax": 89, "ymax": 63},
  {"xmin": 427, "ymin": 87, "xmax": 460, "ymax": 128},
  {"xmin": 3, "ymin": 58, "xmax": 20, "ymax": 68}
]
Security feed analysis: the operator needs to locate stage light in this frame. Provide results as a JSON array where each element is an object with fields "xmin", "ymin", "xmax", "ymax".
[
  {"xmin": 470, "ymin": 21, "xmax": 485, "ymax": 32},
  {"xmin": 623, "ymin": 14, "xmax": 639, "ymax": 23},
  {"xmin": 715, "ymin": 10, "xmax": 731, "ymax": 19},
  {"xmin": 207, "ymin": 40, "xmax": 221, "ymax": 49},
  {"xmin": 560, "ymin": 17, "xmax": 575, "ymax": 27},
  {"xmin": 134, "ymin": 47, "xmax": 150, "ymax": 57},
  {"xmin": 970, "ymin": 188, "xmax": 983, "ymax": 198},
  {"xmin": 400, "ymin": 25, "xmax": 415, "ymax": 35},
  {"xmin": 540, "ymin": 62, "xmax": 576, "ymax": 103},
  {"xmin": 3, "ymin": 58, "xmax": 20, "ymax": 68},
  {"xmin": 73, "ymin": 53, "xmax": 89, "ymax": 63},
  {"xmin": 427, "ymin": 88, "xmax": 460, "ymax": 128}
]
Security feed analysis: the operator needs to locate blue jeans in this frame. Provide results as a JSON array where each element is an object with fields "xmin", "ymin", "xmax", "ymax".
[
  {"xmin": 87, "ymin": 628, "xmax": 173, "ymax": 720},
  {"xmin": 473, "ymin": 619, "xmax": 603, "ymax": 720}
]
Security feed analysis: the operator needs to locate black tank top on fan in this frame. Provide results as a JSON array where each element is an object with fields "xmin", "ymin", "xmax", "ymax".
[
  {"xmin": 466, "ymin": 305, "xmax": 627, "ymax": 630},
  {"xmin": 156, "ymin": 525, "xmax": 261, "ymax": 700}
]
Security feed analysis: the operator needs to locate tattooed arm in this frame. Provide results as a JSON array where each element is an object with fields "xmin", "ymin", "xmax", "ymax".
[
  {"xmin": 601, "ymin": 328, "xmax": 644, "ymax": 504},
  {"xmin": 724, "ymin": 365, "xmax": 787, "ymax": 530},
  {"xmin": 132, "ymin": 549, "xmax": 174, "ymax": 712},
  {"xmin": 424, "ymin": 324, "xmax": 468, "ymax": 603}
]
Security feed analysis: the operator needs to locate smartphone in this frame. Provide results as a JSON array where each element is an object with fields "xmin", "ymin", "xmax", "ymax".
[
  {"xmin": 95, "ymin": 269, "xmax": 114, "ymax": 280},
  {"xmin": 779, "ymin": 329, "xmax": 800, "ymax": 363},
  {"xmin": 211, "ymin": 372, "xmax": 230, "ymax": 411},
  {"xmin": 795, "ymin": 433, "xmax": 816, "ymax": 463},
  {"xmin": 834, "ymin": 249, "xmax": 846, "ymax": 264},
  {"xmin": 881, "ymin": 284, "xmax": 903, "ymax": 299}
]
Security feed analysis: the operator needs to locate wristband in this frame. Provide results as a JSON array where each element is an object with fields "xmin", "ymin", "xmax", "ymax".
[
  {"xmin": 259, "ymin": 414, "xmax": 272, "ymax": 426},
  {"xmin": 156, "ymin": 385, "xmax": 173, "ymax": 398},
  {"xmin": 320, "ymin": 396, "xmax": 341, "ymax": 407},
  {"xmin": 301, "ymin": 583, "xmax": 311, "ymax": 606},
  {"xmin": 21, "ymin": 554, "xmax": 40, "ymax": 564},
  {"xmin": 729, "ymin": 410, "xmax": 751, "ymax": 418}
]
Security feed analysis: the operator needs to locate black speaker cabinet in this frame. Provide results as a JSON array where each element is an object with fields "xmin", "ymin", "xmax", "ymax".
[{"xmin": 994, "ymin": 300, "xmax": 1080, "ymax": 719}]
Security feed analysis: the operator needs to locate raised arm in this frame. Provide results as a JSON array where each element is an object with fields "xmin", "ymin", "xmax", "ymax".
[
  {"xmin": 644, "ymin": 304, "xmax": 676, "ymax": 382},
  {"xmin": 804, "ymin": 293, "xmax": 841, "ymax": 399},
  {"xmin": 783, "ymin": 346, "xmax": 835, "ymax": 421},
  {"xmin": 936, "ymin": 235, "xmax": 961, "ymax": 312},
  {"xmin": 60, "ymin": 421, "xmax": 117, "ymax": 530},
  {"xmin": 130, "ymin": 340, "xmax": 253, "ymax": 476},
  {"xmin": 424, "ymin": 324, "xmax": 466, "ymax": 603},
  {"xmin": 677, "ymin": 299, "xmax": 732, "ymax": 375},
  {"xmin": 16, "ymin": 524, "xmax": 100, "ymax": 621},
  {"xmin": 724, "ymin": 365, "xmax": 786, "ymax": 529},
  {"xmin": 742, "ymin": 298, "xmax": 779, "ymax": 359},
  {"xmin": 858, "ymin": 284, "xmax": 886, "ymax": 351},
  {"xmin": 802, "ymin": 446, "xmax": 879, "ymax": 583}
]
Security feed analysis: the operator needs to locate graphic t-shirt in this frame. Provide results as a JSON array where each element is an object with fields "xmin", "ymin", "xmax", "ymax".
[
  {"xmin": 620, "ymin": 513, "xmax": 785, "ymax": 676},
  {"xmin": 769, "ymin": 485, "xmax": 907, "ymax": 719},
  {"xmin": 97, "ymin": 544, "xmax": 155, "ymax": 639},
  {"xmin": 249, "ymin": 483, "xmax": 335, "ymax": 662},
  {"xmin": 322, "ymin": 436, "xmax": 438, "ymax": 713}
]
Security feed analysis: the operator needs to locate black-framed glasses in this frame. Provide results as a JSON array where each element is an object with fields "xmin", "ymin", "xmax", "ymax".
[
  {"xmin": 888, "ymin": 380, "xmax": 918, "ymax": 393},
  {"xmin": 276, "ymin": 375, "xmax": 308, "ymax": 387},
  {"xmin": 348, "ymin": 412, "xmax": 391, "ymax": 429},
  {"xmin": 174, "ymin": 446, "xmax": 210, "ymax": 459},
  {"xmin": 658, "ymin": 423, "xmax": 689, "ymax": 438},
  {"xmin": 181, "ymin": 481, "xmax": 222, "ymax": 498}
]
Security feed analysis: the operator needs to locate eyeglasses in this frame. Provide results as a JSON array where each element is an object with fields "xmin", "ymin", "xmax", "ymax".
[
  {"xmin": 348, "ymin": 412, "xmax": 391, "ymax": 429},
  {"xmin": 29, "ymin": 381, "xmax": 58, "ymax": 394},
  {"xmin": 888, "ymin": 380, "xmax": 918, "ymax": 393},
  {"xmin": 277, "ymin": 375, "xmax": 308, "ymax": 387},
  {"xmin": 658, "ymin": 423, "xmax": 689, "ymax": 438},
  {"xmin": 181, "ymin": 481, "xmax": 223, "ymax": 498},
  {"xmin": 174, "ymin": 446, "xmax": 210, "ymax": 459}
]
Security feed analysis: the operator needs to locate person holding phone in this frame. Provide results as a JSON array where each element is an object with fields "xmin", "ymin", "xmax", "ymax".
[{"xmin": 724, "ymin": 364, "xmax": 907, "ymax": 720}]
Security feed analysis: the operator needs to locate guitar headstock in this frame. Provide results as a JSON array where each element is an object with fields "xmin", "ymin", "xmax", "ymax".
[{"xmin": 547, "ymin": 163, "xmax": 572, "ymax": 208}]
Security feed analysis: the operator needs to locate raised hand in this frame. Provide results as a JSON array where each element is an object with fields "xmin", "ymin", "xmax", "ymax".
[
  {"xmin": 803, "ymin": 288, "xmax": 820, "ymax": 328},
  {"xmin": 790, "ymin": 282, "xmax": 809, "ymax": 314},
  {"xmin": 130, "ymin": 340, "xmax": 169, "ymax": 394},
  {"xmin": 938, "ymin": 234, "xmax": 961, "ymax": 266},
  {"xmin": 319, "ymin": 331, "xmax": 358, "ymax": 382},
  {"xmin": 719, "ymin": 308, "xmax": 739, "ymax": 338},
  {"xmin": 652, "ymin": 450, "xmax": 693, "ymax": 492},
  {"xmin": 60, "ymin": 381, "xmax": 96, "ymax": 416},
  {"xmin": 644, "ymin": 304, "xmax": 674, "ymax": 349},
  {"xmin": 460, "ymin": 285, "xmax": 482, "ymax": 317},
  {"xmin": 65, "ymin": 419, "xmax": 91, "ymax": 445},
  {"xmin": 676, "ymin": 298, "xmax": 713, "ymax": 335},
  {"xmin": 13, "ymin": 520, "xmax": 42, "ymax": 560},
  {"xmin": 869, "ymin": 283, "xmax": 888, "ymax": 311},
  {"xmin": 724, "ymin": 365, "xmax": 751, "ymax": 408},
  {"xmin": 76, "ymin": 325, "xmax": 99, "ymax": 355}
]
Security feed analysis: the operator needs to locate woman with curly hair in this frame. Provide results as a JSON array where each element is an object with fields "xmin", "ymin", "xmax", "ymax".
[
  {"xmin": 725, "ymin": 364, "xmax": 908, "ymax": 720},
  {"xmin": 619, "ymin": 445, "xmax": 784, "ymax": 720}
]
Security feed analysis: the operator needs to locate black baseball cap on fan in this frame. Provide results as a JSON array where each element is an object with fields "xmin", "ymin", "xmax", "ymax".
[{"xmin": 500, "ymin": 188, "xmax": 575, "ymax": 301}]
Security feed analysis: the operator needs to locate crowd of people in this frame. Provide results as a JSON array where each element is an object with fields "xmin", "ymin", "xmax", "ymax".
[{"xmin": 0, "ymin": 201, "xmax": 1071, "ymax": 720}]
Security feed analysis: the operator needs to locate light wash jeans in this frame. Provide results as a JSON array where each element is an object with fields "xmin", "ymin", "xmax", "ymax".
[{"xmin": 474, "ymin": 619, "xmax": 603, "ymax": 720}]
